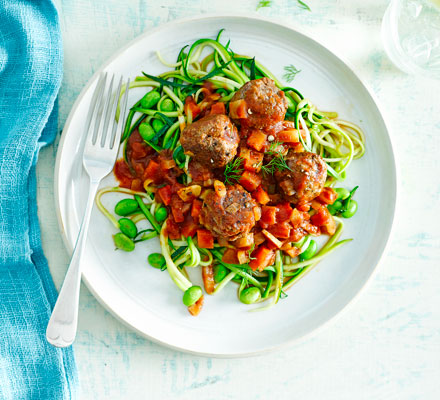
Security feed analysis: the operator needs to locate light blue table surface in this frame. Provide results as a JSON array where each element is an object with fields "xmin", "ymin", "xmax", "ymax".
[{"xmin": 37, "ymin": 0, "xmax": 440, "ymax": 398}]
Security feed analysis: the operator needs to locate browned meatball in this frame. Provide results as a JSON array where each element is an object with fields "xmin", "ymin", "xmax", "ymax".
[
  {"xmin": 200, "ymin": 184, "xmax": 258, "ymax": 240},
  {"xmin": 230, "ymin": 78, "xmax": 288, "ymax": 130},
  {"xmin": 275, "ymin": 151, "xmax": 327, "ymax": 204},
  {"xmin": 180, "ymin": 114, "xmax": 239, "ymax": 168}
]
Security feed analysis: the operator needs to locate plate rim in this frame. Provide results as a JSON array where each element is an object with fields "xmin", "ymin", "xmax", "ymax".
[{"xmin": 54, "ymin": 13, "xmax": 398, "ymax": 357}]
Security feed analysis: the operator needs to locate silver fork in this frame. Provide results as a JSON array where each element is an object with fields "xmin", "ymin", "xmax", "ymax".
[{"xmin": 46, "ymin": 73, "xmax": 130, "ymax": 348}]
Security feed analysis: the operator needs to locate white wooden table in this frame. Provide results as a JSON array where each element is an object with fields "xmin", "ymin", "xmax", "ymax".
[{"xmin": 38, "ymin": 1, "xmax": 440, "ymax": 398}]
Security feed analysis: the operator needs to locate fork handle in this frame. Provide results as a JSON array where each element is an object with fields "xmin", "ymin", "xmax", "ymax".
[{"xmin": 46, "ymin": 180, "xmax": 100, "ymax": 347}]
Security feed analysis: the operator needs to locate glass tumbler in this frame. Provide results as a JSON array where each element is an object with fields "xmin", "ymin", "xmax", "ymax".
[{"xmin": 382, "ymin": 0, "xmax": 440, "ymax": 79}]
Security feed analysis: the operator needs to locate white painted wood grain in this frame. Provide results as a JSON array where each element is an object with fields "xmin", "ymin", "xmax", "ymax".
[{"xmin": 36, "ymin": 0, "xmax": 440, "ymax": 398}]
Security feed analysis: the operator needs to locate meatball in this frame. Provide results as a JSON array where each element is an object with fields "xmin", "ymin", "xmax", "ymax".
[
  {"xmin": 180, "ymin": 114, "xmax": 239, "ymax": 168},
  {"xmin": 230, "ymin": 78, "xmax": 288, "ymax": 130},
  {"xmin": 275, "ymin": 151, "xmax": 327, "ymax": 204},
  {"xmin": 200, "ymin": 184, "xmax": 258, "ymax": 240}
]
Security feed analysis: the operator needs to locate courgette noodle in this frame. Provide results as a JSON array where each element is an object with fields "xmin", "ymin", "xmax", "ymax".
[{"xmin": 96, "ymin": 30, "xmax": 366, "ymax": 314}]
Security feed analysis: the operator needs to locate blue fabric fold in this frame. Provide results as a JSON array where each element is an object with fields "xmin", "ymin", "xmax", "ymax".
[{"xmin": 0, "ymin": 1, "xmax": 78, "ymax": 399}]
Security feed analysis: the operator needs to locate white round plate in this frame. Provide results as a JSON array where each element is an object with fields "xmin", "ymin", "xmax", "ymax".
[{"xmin": 55, "ymin": 15, "xmax": 397, "ymax": 356}]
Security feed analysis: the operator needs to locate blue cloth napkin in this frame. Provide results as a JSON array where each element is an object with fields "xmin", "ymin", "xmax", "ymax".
[{"xmin": 0, "ymin": 1, "xmax": 78, "ymax": 398}]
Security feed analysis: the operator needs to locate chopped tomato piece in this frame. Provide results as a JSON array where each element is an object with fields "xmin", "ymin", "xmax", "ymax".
[
  {"xmin": 302, "ymin": 222, "xmax": 320, "ymax": 236},
  {"xmin": 253, "ymin": 205, "xmax": 261, "ymax": 222},
  {"xmin": 290, "ymin": 208, "xmax": 304, "ymax": 228},
  {"xmin": 214, "ymin": 180, "xmax": 226, "ymax": 197},
  {"xmin": 197, "ymin": 229, "xmax": 214, "ymax": 249},
  {"xmin": 202, "ymin": 265, "xmax": 215, "ymax": 294},
  {"xmin": 252, "ymin": 186, "xmax": 270, "ymax": 205},
  {"xmin": 296, "ymin": 201, "xmax": 311, "ymax": 212},
  {"xmin": 276, "ymin": 202, "xmax": 293, "ymax": 222},
  {"xmin": 262, "ymin": 229, "xmax": 283, "ymax": 248},
  {"xmin": 239, "ymin": 171, "xmax": 261, "ymax": 192},
  {"xmin": 191, "ymin": 199, "xmax": 203, "ymax": 219},
  {"xmin": 317, "ymin": 187, "xmax": 338, "ymax": 205},
  {"xmin": 239, "ymin": 147, "xmax": 263, "ymax": 172},
  {"xmin": 188, "ymin": 295, "xmax": 204, "ymax": 316},
  {"xmin": 157, "ymin": 185, "xmax": 172, "ymax": 206},
  {"xmin": 311, "ymin": 200, "xmax": 323, "ymax": 211},
  {"xmin": 276, "ymin": 129, "xmax": 299, "ymax": 143},
  {"xmin": 184, "ymin": 96, "xmax": 201, "ymax": 122},
  {"xmin": 170, "ymin": 194, "xmax": 185, "ymax": 223},
  {"xmin": 222, "ymin": 248, "xmax": 239, "ymax": 264},
  {"xmin": 229, "ymin": 99, "xmax": 247, "ymax": 119},
  {"xmin": 261, "ymin": 206, "xmax": 277, "ymax": 225},
  {"xmin": 281, "ymin": 244, "xmax": 300, "ymax": 258},
  {"xmin": 234, "ymin": 233, "xmax": 254, "ymax": 248},
  {"xmin": 181, "ymin": 217, "xmax": 199, "ymax": 238},
  {"xmin": 254, "ymin": 231, "xmax": 266, "ymax": 246},
  {"xmin": 210, "ymin": 102, "xmax": 226, "ymax": 115},
  {"xmin": 268, "ymin": 222, "xmax": 291, "ymax": 239},
  {"xmin": 291, "ymin": 142, "xmax": 304, "ymax": 153},
  {"xmin": 144, "ymin": 159, "xmax": 161, "ymax": 182},
  {"xmin": 289, "ymin": 227, "xmax": 307, "ymax": 242},
  {"xmin": 247, "ymin": 130, "xmax": 267, "ymax": 152},
  {"xmin": 131, "ymin": 179, "xmax": 143, "ymax": 192},
  {"xmin": 166, "ymin": 217, "xmax": 181, "ymax": 240},
  {"xmin": 321, "ymin": 215, "xmax": 337, "ymax": 235},
  {"xmin": 249, "ymin": 246, "xmax": 275, "ymax": 271},
  {"xmin": 311, "ymin": 206, "xmax": 331, "ymax": 226}
]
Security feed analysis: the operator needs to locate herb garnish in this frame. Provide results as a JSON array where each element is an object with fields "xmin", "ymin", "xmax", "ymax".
[
  {"xmin": 223, "ymin": 157, "xmax": 244, "ymax": 185},
  {"xmin": 283, "ymin": 64, "xmax": 301, "ymax": 82},
  {"xmin": 259, "ymin": 142, "xmax": 292, "ymax": 175},
  {"xmin": 257, "ymin": 1, "xmax": 311, "ymax": 11}
]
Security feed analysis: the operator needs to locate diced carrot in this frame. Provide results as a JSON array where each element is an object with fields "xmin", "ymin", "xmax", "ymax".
[
  {"xmin": 276, "ymin": 129, "xmax": 299, "ymax": 143},
  {"xmin": 157, "ymin": 185, "xmax": 172, "ymax": 206},
  {"xmin": 239, "ymin": 171, "xmax": 261, "ymax": 192},
  {"xmin": 222, "ymin": 248, "xmax": 239, "ymax": 264},
  {"xmin": 296, "ymin": 201, "xmax": 311, "ymax": 212},
  {"xmin": 181, "ymin": 217, "xmax": 199, "ymax": 238},
  {"xmin": 210, "ymin": 102, "xmax": 226, "ymax": 115},
  {"xmin": 237, "ymin": 250, "xmax": 250, "ymax": 265},
  {"xmin": 191, "ymin": 199, "xmax": 203, "ymax": 219},
  {"xmin": 318, "ymin": 187, "xmax": 338, "ymax": 205},
  {"xmin": 268, "ymin": 222, "xmax": 291, "ymax": 239},
  {"xmin": 252, "ymin": 186, "xmax": 270, "ymax": 205},
  {"xmin": 202, "ymin": 265, "xmax": 215, "ymax": 294},
  {"xmin": 261, "ymin": 206, "xmax": 277, "ymax": 225},
  {"xmin": 229, "ymin": 99, "xmax": 248, "ymax": 119},
  {"xmin": 321, "ymin": 215, "xmax": 337, "ymax": 235},
  {"xmin": 262, "ymin": 229, "xmax": 283, "ymax": 249},
  {"xmin": 302, "ymin": 222, "xmax": 320, "ymax": 236},
  {"xmin": 276, "ymin": 202, "xmax": 293, "ymax": 222},
  {"xmin": 214, "ymin": 180, "xmax": 226, "ymax": 197},
  {"xmin": 311, "ymin": 206, "xmax": 331, "ymax": 227},
  {"xmin": 144, "ymin": 159, "xmax": 160, "ymax": 181},
  {"xmin": 311, "ymin": 200, "xmax": 322, "ymax": 211},
  {"xmin": 249, "ymin": 246, "xmax": 275, "ymax": 271},
  {"xmin": 184, "ymin": 96, "xmax": 201, "ymax": 122},
  {"xmin": 290, "ymin": 208, "xmax": 304, "ymax": 228},
  {"xmin": 239, "ymin": 147, "xmax": 263, "ymax": 172},
  {"xmin": 188, "ymin": 295, "xmax": 204, "ymax": 316},
  {"xmin": 197, "ymin": 229, "xmax": 214, "ymax": 249},
  {"xmin": 247, "ymin": 130, "xmax": 267, "ymax": 152},
  {"xmin": 234, "ymin": 233, "xmax": 254, "ymax": 248}
]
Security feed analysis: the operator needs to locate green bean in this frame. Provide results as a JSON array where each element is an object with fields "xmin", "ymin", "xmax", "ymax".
[
  {"xmin": 139, "ymin": 122, "xmax": 155, "ymax": 141},
  {"xmin": 135, "ymin": 195, "xmax": 161, "ymax": 233},
  {"xmin": 152, "ymin": 119, "xmax": 165, "ymax": 133},
  {"xmin": 299, "ymin": 240, "xmax": 317, "ymax": 261},
  {"xmin": 342, "ymin": 199, "xmax": 358, "ymax": 218},
  {"xmin": 334, "ymin": 188, "xmax": 350, "ymax": 200},
  {"xmin": 113, "ymin": 233, "xmax": 135, "ymax": 252},
  {"xmin": 140, "ymin": 90, "xmax": 160, "ymax": 109},
  {"xmin": 239, "ymin": 287, "xmax": 261, "ymax": 304},
  {"xmin": 214, "ymin": 264, "xmax": 228, "ymax": 283},
  {"xmin": 148, "ymin": 252, "xmax": 166, "ymax": 269},
  {"xmin": 154, "ymin": 207, "xmax": 168, "ymax": 223},
  {"xmin": 118, "ymin": 218, "xmax": 137, "ymax": 238},
  {"xmin": 160, "ymin": 98, "xmax": 175, "ymax": 112},
  {"xmin": 115, "ymin": 199, "xmax": 139, "ymax": 216},
  {"xmin": 183, "ymin": 286, "xmax": 203, "ymax": 306}
]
